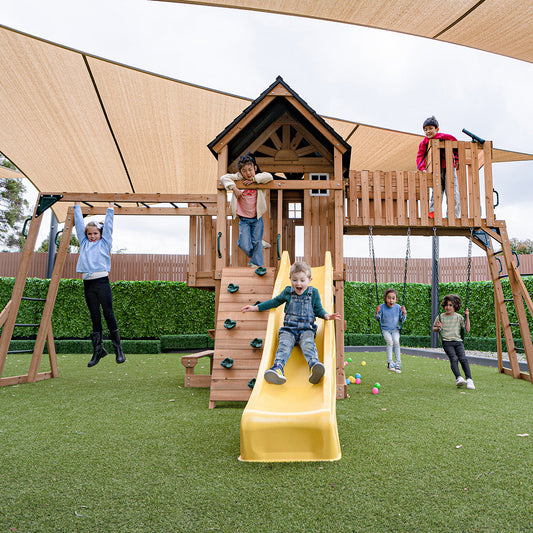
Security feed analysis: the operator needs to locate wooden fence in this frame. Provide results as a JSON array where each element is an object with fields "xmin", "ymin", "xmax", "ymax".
[{"xmin": 2, "ymin": 252, "xmax": 533, "ymax": 283}]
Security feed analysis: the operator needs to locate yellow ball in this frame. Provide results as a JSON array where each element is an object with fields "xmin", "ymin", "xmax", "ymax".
[
  {"xmin": 361, "ymin": 361, "xmax": 366, "ymax": 366},
  {"xmin": 349, "ymin": 376, "xmax": 356, "ymax": 384}
]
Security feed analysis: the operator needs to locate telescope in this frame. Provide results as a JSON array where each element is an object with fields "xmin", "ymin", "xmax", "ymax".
[{"xmin": 462, "ymin": 128, "xmax": 485, "ymax": 144}]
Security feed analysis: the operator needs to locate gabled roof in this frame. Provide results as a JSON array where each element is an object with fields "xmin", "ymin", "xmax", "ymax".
[{"xmin": 207, "ymin": 76, "xmax": 351, "ymax": 170}]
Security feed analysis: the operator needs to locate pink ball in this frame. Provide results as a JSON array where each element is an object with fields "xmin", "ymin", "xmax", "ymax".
[
  {"xmin": 355, "ymin": 378, "xmax": 361, "ymax": 384},
  {"xmin": 371, "ymin": 387, "xmax": 379, "ymax": 395}
]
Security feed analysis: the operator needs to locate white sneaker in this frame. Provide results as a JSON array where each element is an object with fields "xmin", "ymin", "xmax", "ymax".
[
  {"xmin": 466, "ymin": 378, "xmax": 476, "ymax": 390},
  {"xmin": 395, "ymin": 366, "xmax": 402, "ymax": 374},
  {"xmin": 387, "ymin": 363, "xmax": 396, "ymax": 372},
  {"xmin": 456, "ymin": 376, "xmax": 467, "ymax": 387}
]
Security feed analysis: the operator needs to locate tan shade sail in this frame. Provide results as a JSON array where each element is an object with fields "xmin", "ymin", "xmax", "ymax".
[
  {"xmin": 0, "ymin": 25, "xmax": 531, "ymax": 222},
  {"xmin": 160, "ymin": 0, "xmax": 533, "ymax": 64}
]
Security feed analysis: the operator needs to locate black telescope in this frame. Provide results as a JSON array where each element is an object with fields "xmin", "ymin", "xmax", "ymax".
[{"xmin": 462, "ymin": 128, "xmax": 485, "ymax": 144}]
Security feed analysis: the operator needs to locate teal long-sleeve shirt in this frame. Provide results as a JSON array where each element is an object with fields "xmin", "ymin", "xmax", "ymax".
[{"xmin": 257, "ymin": 286, "xmax": 327, "ymax": 319}]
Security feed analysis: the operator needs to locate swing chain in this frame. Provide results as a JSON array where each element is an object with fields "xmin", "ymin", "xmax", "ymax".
[
  {"xmin": 433, "ymin": 226, "xmax": 439, "ymax": 288},
  {"xmin": 368, "ymin": 226, "xmax": 379, "ymax": 305},
  {"xmin": 465, "ymin": 228, "xmax": 474, "ymax": 310},
  {"xmin": 402, "ymin": 227, "xmax": 411, "ymax": 306}
]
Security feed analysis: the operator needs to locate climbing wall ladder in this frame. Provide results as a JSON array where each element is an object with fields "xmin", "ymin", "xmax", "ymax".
[
  {"xmin": 479, "ymin": 223, "xmax": 533, "ymax": 382},
  {"xmin": 0, "ymin": 203, "xmax": 74, "ymax": 385},
  {"xmin": 208, "ymin": 266, "xmax": 276, "ymax": 408}
]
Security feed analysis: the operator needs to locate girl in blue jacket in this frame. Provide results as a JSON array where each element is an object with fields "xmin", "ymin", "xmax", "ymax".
[
  {"xmin": 74, "ymin": 202, "xmax": 125, "ymax": 367},
  {"xmin": 375, "ymin": 289, "xmax": 406, "ymax": 373}
]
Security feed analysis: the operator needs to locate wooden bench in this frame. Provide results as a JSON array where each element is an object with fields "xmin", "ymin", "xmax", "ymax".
[{"xmin": 181, "ymin": 350, "xmax": 214, "ymax": 388}]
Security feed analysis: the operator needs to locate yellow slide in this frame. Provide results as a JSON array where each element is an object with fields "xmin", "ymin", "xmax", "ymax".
[{"xmin": 239, "ymin": 251, "xmax": 341, "ymax": 462}]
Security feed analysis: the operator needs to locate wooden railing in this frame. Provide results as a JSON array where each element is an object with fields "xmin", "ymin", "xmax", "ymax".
[{"xmin": 345, "ymin": 140, "xmax": 495, "ymax": 228}]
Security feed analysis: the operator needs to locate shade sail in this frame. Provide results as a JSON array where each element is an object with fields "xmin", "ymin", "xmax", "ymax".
[
  {"xmin": 160, "ymin": 1, "xmax": 533, "ymax": 64},
  {"xmin": 0, "ymin": 24, "xmax": 531, "ymax": 222}
]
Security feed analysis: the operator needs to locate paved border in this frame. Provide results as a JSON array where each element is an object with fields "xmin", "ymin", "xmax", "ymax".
[{"xmin": 344, "ymin": 346, "xmax": 530, "ymax": 373}]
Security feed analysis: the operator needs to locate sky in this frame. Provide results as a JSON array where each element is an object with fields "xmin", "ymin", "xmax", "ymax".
[{"xmin": 3, "ymin": 0, "xmax": 533, "ymax": 259}]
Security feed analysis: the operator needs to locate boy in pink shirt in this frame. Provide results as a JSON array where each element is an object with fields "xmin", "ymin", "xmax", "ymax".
[
  {"xmin": 220, "ymin": 153, "xmax": 273, "ymax": 267},
  {"xmin": 417, "ymin": 116, "xmax": 460, "ymax": 219}
]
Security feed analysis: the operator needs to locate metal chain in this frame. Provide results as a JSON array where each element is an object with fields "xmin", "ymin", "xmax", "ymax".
[
  {"xmin": 402, "ymin": 227, "xmax": 411, "ymax": 307},
  {"xmin": 433, "ymin": 226, "xmax": 439, "ymax": 291},
  {"xmin": 368, "ymin": 226, "xmax": 379, "ymax": 305},
  {"xmin": 465, "ymin": 228, "xmax": 474, "ymax": 310}
]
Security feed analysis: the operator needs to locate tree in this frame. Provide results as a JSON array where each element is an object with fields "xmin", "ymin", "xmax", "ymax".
[
  {"xmin": 36, "ymin": 234, "xmax": 80, "ymax": 253},
  {"xmin": 0, "ymin": 153, "xmax": 29, "ymax": 251},
  {"xmin": 510, "ymin": 238, "xmax": 533, "ymax": 255}
]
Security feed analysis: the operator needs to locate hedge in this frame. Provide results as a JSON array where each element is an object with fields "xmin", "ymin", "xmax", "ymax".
[
  {"xmin": 0, "ymin": 278, "xmax": 215, "ymax": 340},
  {"xmin": 1, "ymin": 276, "xmax": 532, "ymax": 345}
]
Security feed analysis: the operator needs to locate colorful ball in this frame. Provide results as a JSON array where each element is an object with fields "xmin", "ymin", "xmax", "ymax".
[
  {"xmin": 371, "ymin": 387, "xmax": 379, "ymax": 395},
  {"xmin": 344, "ymin": 361, "xmax": 348, "ymax": 366},
  {"xmin": 361, "ymin": 361, "xmax": 366, "ymax": 366},
  {"xmin": 347, "ymin": 358, "xmax": 352, "ymax": 362},
  {"xmin": 349, "ymin": 376, "xmax": 356, "ymax": 384},
  {"xmin": 346, "ymin": 378, "xmax": 350, "ymax": 385},
  {"xmin": 374, "ymin": 383, "xmax": 381, "ymax": 389},
  {"xmin": 354, "ymin": 378, "xmax": 361, "ymax": 384},
  {"xmin": 355, "ymin": 373, "xmax": 361, "ymax": 379}
]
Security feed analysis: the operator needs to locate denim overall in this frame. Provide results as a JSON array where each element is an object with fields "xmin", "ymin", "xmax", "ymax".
[{"xmin": 274, "ymin": 287, "xmax": 320, "ymax": 368}]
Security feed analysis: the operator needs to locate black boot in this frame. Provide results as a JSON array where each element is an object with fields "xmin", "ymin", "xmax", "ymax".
[
  {"xmin": 88, "ymin": 331, "xmax": 108, "ymax": 367},
  {"xmin": 110, "ymin": 329, "xmax": 126, "ymax": 364}
]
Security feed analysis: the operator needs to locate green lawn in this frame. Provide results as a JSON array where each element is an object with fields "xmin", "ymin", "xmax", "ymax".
[{"xmin": 0, "ymin": 352, "xmax": 531, "ymax": 532}]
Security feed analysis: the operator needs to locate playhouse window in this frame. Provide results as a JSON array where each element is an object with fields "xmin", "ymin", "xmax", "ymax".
[
  {"xmin": 309, "ymin": 173, "xmax": 329, "ymax": 196},
  {"xmin": 288, "ymin": 202, "xmax": 302, "ymax": 219}
]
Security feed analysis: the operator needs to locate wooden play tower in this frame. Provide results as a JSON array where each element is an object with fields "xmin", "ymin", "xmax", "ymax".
[{"xmin": 1, "ymin": 77, "xmax": 531, "ymax": 397}]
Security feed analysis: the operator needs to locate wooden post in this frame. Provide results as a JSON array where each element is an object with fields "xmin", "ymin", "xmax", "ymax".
[
  {"xmin": 483, "ymin": 142, "xmax": 495, "ymax": 225},
  {"xmin": 215, "ymin": 146, "xmax": 228, "ymax": 278}
]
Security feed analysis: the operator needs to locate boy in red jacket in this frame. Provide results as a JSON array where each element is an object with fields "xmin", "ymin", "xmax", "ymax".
[{"xmin": 417, "ymin": 116, "xmax": 460, "ymax": 219}]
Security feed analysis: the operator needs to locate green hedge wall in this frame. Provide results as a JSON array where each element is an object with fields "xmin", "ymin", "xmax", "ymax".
[
  {"xmin": 1, "ymin": 276, "xmax": 531, "ymax": 342},
  {"xmin": 0, "ymin": 278, "xmax": 215, "ymax": 339},
  {"xmin": 345, "ymin": 278, "xmax": 533, "ymax": 339}
]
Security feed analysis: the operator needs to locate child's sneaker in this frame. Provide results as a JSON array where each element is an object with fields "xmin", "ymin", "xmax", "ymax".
[
  {"xmin": 456, "ymin": 376, "xmax": 467, "ymax": 387},
  {"xmin": 395, "ymin": 365, "xmax": 402, "ymax": 374},
  {"xmin": 387, "ymin": 362, "xmax": 396, "ymax": 372},
  {"xmin": 264, "ymin": 363, "xmax": 286, "ymax": 385},
  {"xmin": 466, "ymin": 378, "xmax": 476, "ymax": 390},
  {"xmin": 309, "ymin": 361, "xmax": 325, "ymax": 384}
]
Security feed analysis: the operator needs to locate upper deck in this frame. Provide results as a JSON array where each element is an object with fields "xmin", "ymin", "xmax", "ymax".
[{"xmin": 344, "ymin": 139, "xmax": 495, "ymax": 236}]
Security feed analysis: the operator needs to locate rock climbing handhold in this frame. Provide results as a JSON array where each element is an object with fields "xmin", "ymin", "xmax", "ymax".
[
  {"xmin": 224, "ymin": 318, "xmax": 236, "ymax": 329},
  {"xmin": 227, "ymin": 283, "xmax": 239, "ymax": 293},
  {"xmin": 254, "ymin": 266, "xmax": 267, "ymax": 276},
  {"xmin": 221, "ymin": 357, "xmax": 233, "ymax": 368},
  {"xmin": 250, "ymin": 338, "xmax": 263, "ymax": 349},
  {"xmin": 248, "ymin": 378, "xmax": 256, "ymax": 389}
]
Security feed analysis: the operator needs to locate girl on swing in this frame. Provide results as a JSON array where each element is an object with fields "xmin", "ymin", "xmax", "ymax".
[
  {"xmin": 74, "ymin": 201, "xmax": 125, "ymax": 367},
  {"xmin": 375, "ymin": 288, "xmax": 407, "ymax": 373}
]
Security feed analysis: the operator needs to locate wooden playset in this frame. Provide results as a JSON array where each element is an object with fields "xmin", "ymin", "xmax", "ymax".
[{"xmin": 0, "ymin": 77, "xmax": 531, "ymax": 399}]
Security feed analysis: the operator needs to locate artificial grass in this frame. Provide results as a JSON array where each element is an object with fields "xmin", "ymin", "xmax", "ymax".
[{"xmin": 0, "ymin": 352, "xmax": 531, "ymax": 532}]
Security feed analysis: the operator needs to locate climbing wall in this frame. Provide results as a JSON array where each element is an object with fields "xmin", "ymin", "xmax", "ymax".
[{"xmin": 209, "ymin": 266, "xmax": 276, "ymax": 408}]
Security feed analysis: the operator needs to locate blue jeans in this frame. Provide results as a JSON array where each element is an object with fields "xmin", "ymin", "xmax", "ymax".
[
  {"xmin": 382, "ymin": 329, "xmax": 401, "ymax": 367},
  {"xmin": 238, "ymin": 216, "xmax": 264, "ymax": 266},
  {"xmin": 429, "ymin": 167, "xmax": 461, "ymax": 217},
  {"xmin": 274, "ymin": 328, "xmax": 319, "ymax": 368}
]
